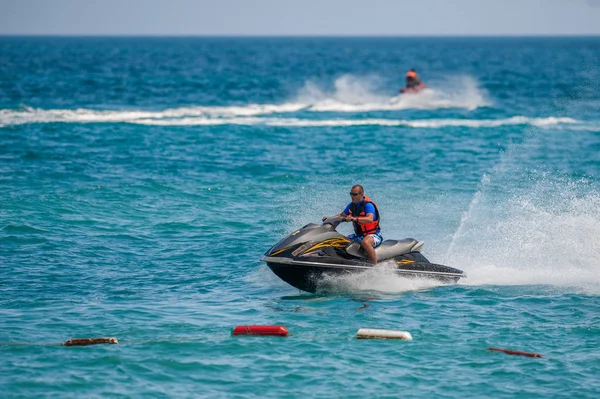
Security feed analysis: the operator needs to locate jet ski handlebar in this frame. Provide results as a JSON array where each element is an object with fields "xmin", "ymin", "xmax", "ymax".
[{"xmin": 322, "ymin": 215, "xmax": 347, "ymax": 228}]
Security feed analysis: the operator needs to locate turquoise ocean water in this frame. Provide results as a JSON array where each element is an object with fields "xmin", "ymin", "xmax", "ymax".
[{"xmin": 1, "ymin": 37, "xmax": 600, "ymax": 398}]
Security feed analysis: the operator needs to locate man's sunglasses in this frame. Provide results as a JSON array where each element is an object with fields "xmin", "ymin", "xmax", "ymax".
[{"xmin": 349, "ymin": 192, "xmax": 361, "ymax": 196}]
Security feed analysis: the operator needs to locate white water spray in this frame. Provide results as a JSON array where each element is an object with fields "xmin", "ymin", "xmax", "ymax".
[
  {"xmin": 318, "ymin": 262, "xmax": 446, "ymax": 294},
  {"xmin": 445, "ymin": 138, "xmax": 600, "ymax": 293}
]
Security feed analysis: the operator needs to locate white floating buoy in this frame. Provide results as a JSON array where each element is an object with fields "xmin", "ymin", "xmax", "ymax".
[{"xmin": 356, "ymin": 328, "xmax": 412, "ymax": 340}]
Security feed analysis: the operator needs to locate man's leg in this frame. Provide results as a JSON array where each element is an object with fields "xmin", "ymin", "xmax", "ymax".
[{"xmin": 361, "ymin": 235, "xmax": 377, "ymax": 264}]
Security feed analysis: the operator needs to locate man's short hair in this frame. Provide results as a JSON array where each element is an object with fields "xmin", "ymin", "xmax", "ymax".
[{"xmin": 352, "ymin": 185, "xmax": 364, "ymax": 194}]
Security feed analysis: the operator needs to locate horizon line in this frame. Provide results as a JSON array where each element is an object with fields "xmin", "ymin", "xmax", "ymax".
[{"xmin": 1, "ymin": 33, "xmax": 600, "ymax": 38}]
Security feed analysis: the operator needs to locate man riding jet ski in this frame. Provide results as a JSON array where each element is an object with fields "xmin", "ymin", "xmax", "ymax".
[
  {"xmin": 400, "ymin": 68, "xmax": 427, "ymax": 94},
  {"xmin": 322, "ymin": 185, "xmax": 382, "ymax": 264},
  {"xmin": 261, "ymin": 186, "xmax": 465, "ymax": 292}
]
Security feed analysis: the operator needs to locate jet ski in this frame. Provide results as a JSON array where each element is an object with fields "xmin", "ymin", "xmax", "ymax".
[
  {"xmin": 261, "ymin": 216, "xmax": 466, "ymax": 293},
  {"xmin": 400, "ymin": 83, "xmax": 427, "ymax": 94}
]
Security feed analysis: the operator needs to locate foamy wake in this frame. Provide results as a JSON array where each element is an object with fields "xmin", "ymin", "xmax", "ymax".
[
  {"xmin": 0, "ymin": 107, "xmax": 583, "ymax": 130},
  {"xmin": 0, "ymin": 75, "xmax": 496, "ymax": 127},
  {"xmin": 1, "ymin": 74, "xmax": 596, "ymax": 129}
]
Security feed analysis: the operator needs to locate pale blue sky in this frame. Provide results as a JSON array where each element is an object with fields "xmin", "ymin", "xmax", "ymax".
[{"xmin": 1, "ymin": 0, "xmax": 599, "ymax": 36}]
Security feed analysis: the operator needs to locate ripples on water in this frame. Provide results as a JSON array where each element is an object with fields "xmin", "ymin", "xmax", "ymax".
[{"xmin": 1, "ymin": 37, "xmax": 600, "ymax": 398}]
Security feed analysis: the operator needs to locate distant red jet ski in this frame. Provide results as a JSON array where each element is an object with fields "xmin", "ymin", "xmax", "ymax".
[{"xmin": 400, "ymin": 83, "xmax": 427, "ymax": 94}]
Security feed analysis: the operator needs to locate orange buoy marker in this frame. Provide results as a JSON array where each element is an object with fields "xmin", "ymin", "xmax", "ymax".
[
  {"xmin": 356, "ymin": 328, "xmax": 412, "ymax": 340},
  {"xmin": 488, "ymin": 347, "xmax": 542, "ymax": 358},
  {"xmin": 232, "ymin": 325, "xmax": 289, "ymax": 337},
  {"xmin": 63, "ymin": 337, "xmax": 118, "ymax": 346}
]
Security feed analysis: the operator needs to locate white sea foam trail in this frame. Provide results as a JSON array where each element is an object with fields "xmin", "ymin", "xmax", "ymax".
[
  {"xmin": 0, "ymin": 75, "xmax": 497, "ymax": 128},
  {"xmin": 0, "ymin": 104, "xmax": 308, "ymax": 126},
  {"xmin": 253, "ymin": 116, "xmax": 577, "ymax": 129},
  {"xmin": 0, "ymin": 107, "xmax": 583, "ymax": 129}
]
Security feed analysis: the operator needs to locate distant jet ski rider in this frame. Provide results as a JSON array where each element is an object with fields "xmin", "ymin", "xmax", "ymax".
[
  {"xmin": 322, "ymin": 185, "xmax": 382, "ymax": 264},
  {"xmin": 400, "ymin": 68, "xmax": 425, "ymax": 93},
  {"xmin": 405, "ymin": 68, "xmax": 422, "ymax": 89}
]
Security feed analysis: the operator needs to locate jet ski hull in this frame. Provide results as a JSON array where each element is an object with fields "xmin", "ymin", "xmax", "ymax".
[
  {"xmin": 263, "ymin": 255, "xmax": 464, "ymax": 293},
  {"xmin": 400, "ymin": 84, "xmax": 427, "ymax": 94}
]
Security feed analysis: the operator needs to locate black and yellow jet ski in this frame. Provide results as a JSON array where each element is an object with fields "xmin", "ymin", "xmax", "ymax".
[{"xmin": 261, "ymin": 216, "xmax": 466, "ymax": 293}]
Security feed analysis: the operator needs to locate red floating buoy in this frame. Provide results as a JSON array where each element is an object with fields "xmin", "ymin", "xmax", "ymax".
[
  {"xmin": 488, "ymin": 347, "xmax": 542, "ymax": 358},
  {"xmin": 232, "ymin": 325, "xmax": 289, "ymax": 337}
]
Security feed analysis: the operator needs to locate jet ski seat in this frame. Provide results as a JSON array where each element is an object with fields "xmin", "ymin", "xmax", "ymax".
[
  {"xmin": 346, "ymin": 238, "xmax": 424, "ymax": 261},
  {"xmin": 376, "ymin": 239, "xmax": 424, "ymax": 260}
]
